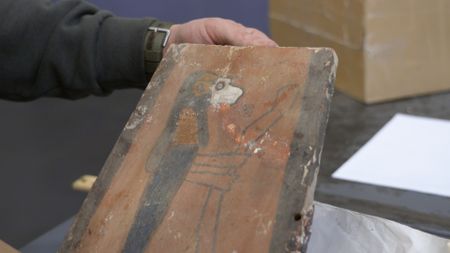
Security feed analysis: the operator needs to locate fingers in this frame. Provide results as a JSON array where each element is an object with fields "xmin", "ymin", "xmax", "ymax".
[
  {"xmin": 167, "ymin": 17, "xmax": 278, "ymax": 49},
  {"xmin": 240, "ymin": 27, "xmax": 278, "ymax": 47},
  {"xmin": 206, "ymin": 18, "xmax": 278, "ymax": 47}
]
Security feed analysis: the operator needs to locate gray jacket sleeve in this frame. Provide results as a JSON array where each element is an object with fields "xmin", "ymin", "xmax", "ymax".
[{"xmin": 0, "ymin": 0, "xmax": 168, "ymax": 100}]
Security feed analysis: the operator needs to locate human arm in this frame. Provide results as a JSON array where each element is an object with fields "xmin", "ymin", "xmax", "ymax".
[
  {"xmin": 0, "ymin": 0, "xmax": 276, "ymax": 101},
  {"xmin": 0, "ymin": 0, "xmax": 168, "ymax": 100}
]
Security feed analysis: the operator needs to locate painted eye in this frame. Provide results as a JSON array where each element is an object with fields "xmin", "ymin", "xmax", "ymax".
[{"xmin": 215, "ymin": 81, "xmax": 226, "ymax": 91}]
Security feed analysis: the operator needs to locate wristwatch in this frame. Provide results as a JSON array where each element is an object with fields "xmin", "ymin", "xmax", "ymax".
[{"xmin": 144, "ymin": 24, "xmax": 172, "ymax": 80}]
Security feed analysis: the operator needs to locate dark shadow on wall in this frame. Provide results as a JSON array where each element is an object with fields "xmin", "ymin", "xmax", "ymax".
[{"xmin": 0, "ymin": 89, "xmax": 142, "ymax": 247}]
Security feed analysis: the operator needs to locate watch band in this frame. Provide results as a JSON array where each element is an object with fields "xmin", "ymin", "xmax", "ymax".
[{"xmin": 144, "ymin": 24, "xmax": 172, "ymax": 79}]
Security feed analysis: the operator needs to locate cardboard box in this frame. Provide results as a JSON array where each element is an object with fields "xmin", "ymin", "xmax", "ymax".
[{"xmin": 270, "ymin": 0, "xmax": 450, "ymax": 103}]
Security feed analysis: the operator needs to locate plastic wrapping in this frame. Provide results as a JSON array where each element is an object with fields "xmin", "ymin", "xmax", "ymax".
[{"xmin": 309, "ymin": 202, "xmax": 450, "ymax": 253}]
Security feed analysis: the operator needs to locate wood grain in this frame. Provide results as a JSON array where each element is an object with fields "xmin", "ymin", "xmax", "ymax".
[{"xmin": 59, "ymin": 44, "xmax": 337, "ymax": 253}]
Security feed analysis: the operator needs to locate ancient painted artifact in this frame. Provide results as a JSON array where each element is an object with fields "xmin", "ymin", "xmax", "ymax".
[{"xmin": 60, "ymin": 44, "xmax": 337, "ymax": 253}]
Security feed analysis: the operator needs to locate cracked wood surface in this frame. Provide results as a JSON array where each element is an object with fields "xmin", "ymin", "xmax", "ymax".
[{"xmin": 59, "ymin": 44, "xmax": 337, "ymax": 253}]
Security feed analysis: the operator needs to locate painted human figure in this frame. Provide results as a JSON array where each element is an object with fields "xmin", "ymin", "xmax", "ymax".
[
  {"xmin": 124, "ymin": 70, "xmax": 301, "ymax": 253},
  {"xmin": 123, "ymin": 71, "xmax": 244, "ymax": 252}
]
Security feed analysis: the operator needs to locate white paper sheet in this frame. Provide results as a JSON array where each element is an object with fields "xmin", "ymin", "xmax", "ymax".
[
  {"xmin": 308, "ymin": 202, "xmax": 450, "ymax": 253},
  {"xmin": 332, "ymin": 113, "xmax": 450, "ymax": 198}
]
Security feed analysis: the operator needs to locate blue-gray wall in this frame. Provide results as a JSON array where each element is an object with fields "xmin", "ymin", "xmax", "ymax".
[{"xmin": 90, "ymin": 0, "xmax": 269, "ymax": 33}]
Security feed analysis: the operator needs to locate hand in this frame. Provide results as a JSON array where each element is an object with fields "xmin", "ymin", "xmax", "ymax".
[{"xmin": 165, "ymin": 18, "xmax": 278, "ymax": 54}]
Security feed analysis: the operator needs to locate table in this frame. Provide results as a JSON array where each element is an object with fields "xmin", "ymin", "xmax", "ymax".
[{"xmin": 317, "ymin": 91, "xmax": 450, "ymax": 237}]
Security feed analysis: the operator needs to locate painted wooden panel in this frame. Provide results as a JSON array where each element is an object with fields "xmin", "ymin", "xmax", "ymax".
[{"xmin": 60, "ymin": 44, "xmax": 337, "ymax": 253}]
